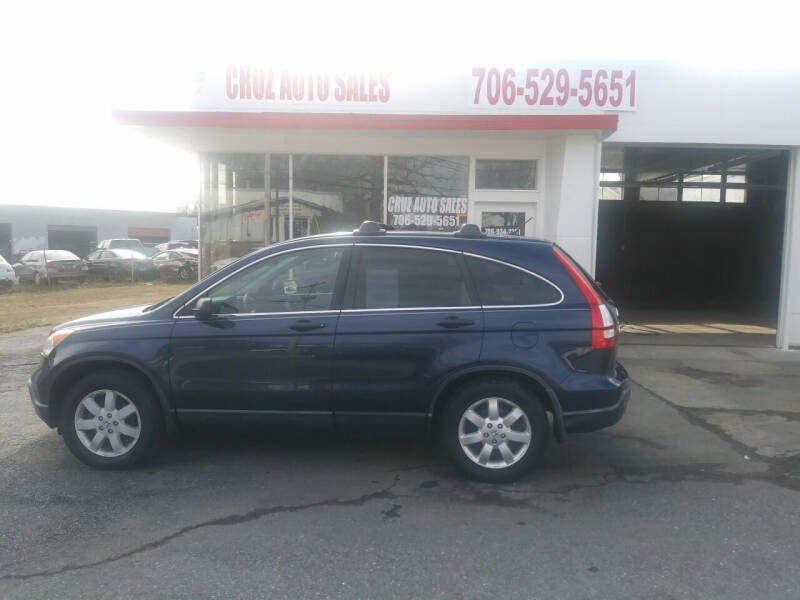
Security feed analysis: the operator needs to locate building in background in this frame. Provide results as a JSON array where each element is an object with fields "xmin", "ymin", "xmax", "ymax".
[
  {"xmin": 0, "ymin": 205, "xmax": 196, "ymax": 260},
  {"xmin": 114, "ymin": 62, "xmax": 800, "ymax": 348}
]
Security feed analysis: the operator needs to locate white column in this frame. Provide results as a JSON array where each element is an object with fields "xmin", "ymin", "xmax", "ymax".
[
  {"xmin": 542, "ymin": 134, "xmax": 601, "ymax": 275},
  {"xmin": 777, "ymin": 147, "xmax": 800, "ymax": 349}
]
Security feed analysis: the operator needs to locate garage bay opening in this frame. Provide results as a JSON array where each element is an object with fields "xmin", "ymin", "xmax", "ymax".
[{"xmin": 596, "ymin": 146, "xmax": 789, "ymax": 346}]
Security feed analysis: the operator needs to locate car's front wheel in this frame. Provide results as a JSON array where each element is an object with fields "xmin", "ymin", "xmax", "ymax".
[
  {"xmin": 442, "ymin": 379, "xmax": 548, "ymax": 482},
  {"xmin": 59, "ymin": 370, "xmax": 161, "ymax": 469}
]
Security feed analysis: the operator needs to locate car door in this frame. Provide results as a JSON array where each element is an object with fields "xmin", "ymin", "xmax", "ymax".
[
  {"xmin": 14, "ymin": 252, "xmax": 35, "ymax": 282},
  {"xmin": 150, "ymin": 251, "xmax": 171, "ymax": 278},
  {"xmin": 86, "ymin": 250, "xmax": 108, "ymax": 277},
  {"xmin": 166, "ymin": 251, "xmax": 183, "ymax": 277},
  {"xmin": 169, "ymin": 244, "xmax": 351, "ymax": 421},
  {"xmin": 28, "ymin": 251, "xmax": 44, "ymax": 281},
  {"xmin": 332, "ymin": 244, "xmax": 483, "ymax": 426}
]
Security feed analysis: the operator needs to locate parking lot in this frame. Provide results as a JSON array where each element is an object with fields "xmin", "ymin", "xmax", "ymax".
[{"xmin": 1, "ymin": 323, "xmax": 799, "ymax": 599}]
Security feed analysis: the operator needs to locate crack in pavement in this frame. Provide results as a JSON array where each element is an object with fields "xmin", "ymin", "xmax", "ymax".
[
  {"xmin": 492, "ymin": 462, "xmax": 758, "ymax": 497},
  {"xmin": 691, "ymin": 407, "xmax": 800, "ymax": 422},
  {"xmin": 595, "ymin": 431, "xmax": 668, "ymax": 450},
  {"xmin": 0, "ymin": 475, "xmax": 402, "ymax": 582},
  {"xmin": 631, "ymin": 379, "xmax": 800, "ymax": 491}
]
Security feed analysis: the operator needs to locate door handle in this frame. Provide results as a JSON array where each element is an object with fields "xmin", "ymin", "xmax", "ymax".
[
  {"xmin": 289, "ymin": 320, "xmax": 328, "ymax": 332},
  {"xmin": 436, "ymin": 316, "xmax": 475, "ymax": 329}
]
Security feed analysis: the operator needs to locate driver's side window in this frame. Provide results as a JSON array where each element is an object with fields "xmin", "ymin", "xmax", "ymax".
[{"xmin": 201, "ymin": 246, "xmax": 346, "ymax": 314}]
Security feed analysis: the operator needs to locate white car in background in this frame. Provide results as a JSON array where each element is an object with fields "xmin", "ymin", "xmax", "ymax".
[{"xmin": 0, "ymin": 255, "xmax": 18, "ymax": 289}]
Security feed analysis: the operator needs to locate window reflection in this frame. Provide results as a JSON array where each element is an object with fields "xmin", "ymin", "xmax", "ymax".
[
  {"xmin": 387, "ymin": 156, "xmax": 468, "ymax": 231},
  {"xmin": 200, "ymin": 154, "xmax": 268, "ymax": 276},
  {"xmin": 475, "ymin": 159, "xmax": 536, "ymax": 190},
  {"xmin": 291, "ymin": 155, "xmax": 383, "ymax": 235}
]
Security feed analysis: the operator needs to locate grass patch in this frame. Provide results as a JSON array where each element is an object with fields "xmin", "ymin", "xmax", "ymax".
[{"xmin": 0, "ymin": 281, "xmax": 191, "ymax": 333}]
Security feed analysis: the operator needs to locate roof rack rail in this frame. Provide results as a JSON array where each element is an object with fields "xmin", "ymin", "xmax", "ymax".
[
  {"xmin": 353, "ymin": 220, "xmax": 392, "ymax": 235},
  {"xmin": 453, "ymin": 223, "xmax": 486, "ymax": 239}
]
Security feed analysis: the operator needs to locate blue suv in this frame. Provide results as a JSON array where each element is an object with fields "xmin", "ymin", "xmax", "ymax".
[{"xmin": 29, "ymin": 222, "xmax": 629, "ymax": 481}]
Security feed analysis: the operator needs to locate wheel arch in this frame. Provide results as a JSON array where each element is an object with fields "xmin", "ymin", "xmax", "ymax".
[
  {"xmin": 428, "ymin": 365, "xmax": 566, "ymax": 441},
  {"xmin": 49, "ymin": 358, "xmax": 173, "ymax": 432}
]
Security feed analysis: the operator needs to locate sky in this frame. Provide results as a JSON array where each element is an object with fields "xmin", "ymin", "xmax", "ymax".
[{"xmin": 1, "ymin": 0, "xmax": 798, "ymax": 213}]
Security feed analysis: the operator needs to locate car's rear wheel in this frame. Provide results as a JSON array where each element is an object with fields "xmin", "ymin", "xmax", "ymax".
[
  {"xmin": 59, "ymin": 370, "xmax": 161, "ymax": 469},
  {"xmin": 442, "ymin": 379, "xmax": 548, "ymax": 482},
  {"xmin": 177, "ymin": 266, "xmax": 192, "ymax": 281}
]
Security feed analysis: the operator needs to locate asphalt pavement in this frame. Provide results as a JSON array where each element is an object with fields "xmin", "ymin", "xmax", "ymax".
[{"xmin": 1, "ymin": 326, "xmax": 799, "ymax": 599}]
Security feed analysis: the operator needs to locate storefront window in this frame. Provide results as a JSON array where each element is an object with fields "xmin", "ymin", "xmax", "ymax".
[
  {"xmin": 292, "ymin": 155, "xmax": 383, "ymax": 235},
  {"xmin": 481, "ymin": 212, "xmax": 526, "ymax": 236},
  {"xmin": 200, "ymin": 152, "xmax": 512, "ymax": 274},
  {"xmin": 387, "ymin": 156, "xmax": 469, "ymax": 231},
  {"xmin": 268, "ymin": 154, "xmax": 290, "ymax": 243},
  {"xmin": 475, "ymin": 159, "xmax": 536, "ymax": 190},
  {"xmin": 200, "ymin": 154, "xmax": 268, "ymax": 275}
]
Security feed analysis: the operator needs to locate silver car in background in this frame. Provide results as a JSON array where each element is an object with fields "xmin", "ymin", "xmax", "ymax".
[
  {"xmin": 12, "ymin": 250, "xmax": 88, "ymax": 285},
  {"xmin": 0, "ymin": 255, "xmax": 17, "ymax": 289}
]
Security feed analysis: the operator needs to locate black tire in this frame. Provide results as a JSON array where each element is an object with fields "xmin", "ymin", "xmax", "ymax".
[
  {"xmin": 442, "ymin": 378, "xmax": 548, "ymax": 482},
  {"xmin": 177, "ymin": 266, "xmax": 191, "ymax": 281},
  {"xmin": 58, "ymin": 369, "xmax": 161, "ymax": 469}
]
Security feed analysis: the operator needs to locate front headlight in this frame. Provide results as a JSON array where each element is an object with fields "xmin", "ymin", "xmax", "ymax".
[{"xmin": 42, "ymin": 328, "xmax": 74, "ymax": 357}]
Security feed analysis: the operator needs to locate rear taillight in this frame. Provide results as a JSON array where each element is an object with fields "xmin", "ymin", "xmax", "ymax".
[
  {"xmin": 81, "ymin": 260, "xmax": 88, "ymax": 267},
  {"xmin": 553, "ymin": 246, "xmax": 616, "ymax": 350},
  {"xmin": 46, "ymin": 261, "xmax": 55, "ymax": 269},
  {"xmin": 121, "ymin": 259, "xmax": 129, "ymax": 265}
]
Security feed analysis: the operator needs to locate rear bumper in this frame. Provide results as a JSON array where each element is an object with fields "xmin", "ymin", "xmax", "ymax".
[
  {"xmin": 47, "ymin": 271, "xmax": 87, "ymax": 280},
  {"xmin": 561, "ymin": 363, "xmax": 631, "ymax": 433}
]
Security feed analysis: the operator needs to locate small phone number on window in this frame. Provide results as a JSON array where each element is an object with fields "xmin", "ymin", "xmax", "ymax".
[{"xmin": 390, "ymin": 214, "xmax": 463, "ymax": 228}]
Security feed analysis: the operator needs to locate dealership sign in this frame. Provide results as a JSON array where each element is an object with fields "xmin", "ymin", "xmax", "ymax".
[
  {"xmin": 192, "ymin": 65, "xmax": 637, "ymax": 114},
  {"xmin": 387, "ymin": 196, "xmax": 468, "ymax": 232}
]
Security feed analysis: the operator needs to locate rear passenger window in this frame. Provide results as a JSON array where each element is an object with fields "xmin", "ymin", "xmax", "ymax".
[
  {"xmin": 466, "ymin": 256, "xmax": 561, "ymax": 306},
  {"xmin": 352, "ymin": 247, "xmax": 472, "ymax": 309}
]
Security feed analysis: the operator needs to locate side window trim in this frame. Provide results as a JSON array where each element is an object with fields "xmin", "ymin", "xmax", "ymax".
[
  {"xmin": 462, "ymin": 252, "xmax": 564, "ymax": 308},
  {"xmin": 173, "ymin": 243, "xmax": 353, "ymax": 318},
  {"xmin": 341, "ymin": 244, "xmax": 480, "ymax": 312}
]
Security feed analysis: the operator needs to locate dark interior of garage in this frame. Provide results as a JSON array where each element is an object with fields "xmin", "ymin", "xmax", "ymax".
[
  {"xmin": 596, "ymin": 147, "xmax": 788, "ymax": 332},
  {"xmin": 48, "ymin": 227, "xmax": 97, "ymax": 259},
  {"xmin": 0, "ymin": 223, "xmax": 10, "ymax": 259}
]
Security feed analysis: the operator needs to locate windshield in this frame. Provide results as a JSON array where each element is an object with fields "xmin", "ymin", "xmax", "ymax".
[
  {"xmin": 43, "ymin": 250, "xmax": 80, "ymax": 260},
  {"xmin": 110, "ymin": 240, "xmax": 143, "ymax": 250},
  {"xmin": 111, "ymin": 249, "xmax": 147, "ymax": 259}
]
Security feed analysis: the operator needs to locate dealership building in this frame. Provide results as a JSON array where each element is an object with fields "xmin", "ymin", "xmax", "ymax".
[{"xmin": 114, "ymin": 62, "xmax": 800, "ymax": 348}]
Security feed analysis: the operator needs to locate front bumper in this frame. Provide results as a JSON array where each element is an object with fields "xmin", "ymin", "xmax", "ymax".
[
  {"xmin": 561, "ymin": 363, "xmax": 631, "ymax": 433},
  {"xmin": 28, "ymin": 359, "xmax": 56, "ymax": 428}
]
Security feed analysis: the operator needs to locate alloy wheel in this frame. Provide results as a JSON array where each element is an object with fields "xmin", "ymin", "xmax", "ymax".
[
  {"xmin": 458, "ymin": 396, "xmax": 532, "ymax": 469},
  {"xmin": 74, "ymin": 389, "xmax": 141, "ymax": 458}
]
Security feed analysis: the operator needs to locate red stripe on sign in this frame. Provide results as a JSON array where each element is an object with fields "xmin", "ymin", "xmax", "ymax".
[{"xmin": 112, "ymin": 110, "xmax": 618, "ymax": 131}]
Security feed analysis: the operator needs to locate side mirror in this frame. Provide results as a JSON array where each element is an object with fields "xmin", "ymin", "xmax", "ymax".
[{"xmin": 191, "ymin": 297, "xmax": 215, "ymax": 320}]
